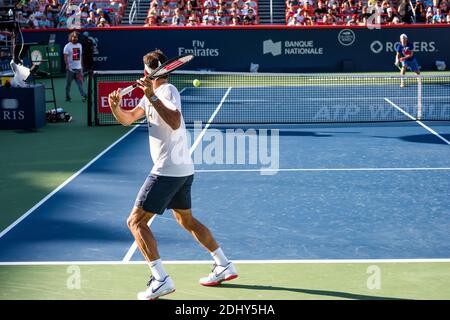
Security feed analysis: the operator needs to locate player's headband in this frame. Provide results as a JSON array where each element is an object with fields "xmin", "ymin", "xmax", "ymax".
[{"xmin": 144, "ymin": 60, "xmax": 162, "ymax": 75}]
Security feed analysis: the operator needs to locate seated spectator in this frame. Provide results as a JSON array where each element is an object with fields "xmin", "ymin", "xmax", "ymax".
[
  {"xmin": 441, "ymin": 0, "xmax": 449, "ymax": 14},
  {"xmin": 184, "ymin": 2, "xmax": 198, "ymax": 16},
  {"xmin": 302, "ymin": 2, "xmax": 315, "ymax": 16},
  {"xmin": 160, "ymin": 17, "xmax": 170, "ymax": 25},
  {"xmin": 218, "ymin": 0, "xmax": 230, "ymax": 8},
  {"xmin": 314, "ymin": 1, "xmax": 328, "ymax": 21},
  {"xmin": 385, "ymin": 7, "xmax": 398, "ymax": 23},
  {"xmin": 360, "ymin": 6, "xmax": 372, "ymax": 21},
  {"xmin": 171, "ymin": 8, "xmax": 186, "ymax": 25},
  {"xmin": 229, "ymin": 1, "xmax": 242, "ymax": 16},
  {"xmin": 16, "ymin": 11, "xmax": 30, "ymax": 28},
  {"xmin": 241, "ymin": 3, "xmax": 253, "ymax": 15},
  {"xmin": 88, "ymin": 11, "xmax": 98, "ymax": 24},
  {"xmin": 80, "ymin": 5, "xmax": 90, "ymax": 20},
  {"xmin": 398, "ymin": 0, "xmax": 414, "ymax": 23},
  {"xmin": 187, "ymin": 0, "xmax": 200, "ymax": 8},
  {"xmin": 204, "ymin": 0, "xmax": 218, "ymax": 8},
  {"xmin": 202, "ymin": 9, "xmax": 216, "ymax": 25},
  {"xmin": 243, "ymin": 8, "xmax": 258, "ymax": 24},
  {"xmin": 160, "ymin": 1, "xmax": 173, "ymax": 21},
  {"xmin": 148, "ymin": 3, "xmax": 161, "ymax": 16},
  {"xmin": 447, "ymin": 13, "xmax": 450, "ymax": 23},
  {"xmin": 293, "ymin": 8, "xmax": 305, "ymax": 24},
  {"xmin": 144, "ymin": 14, "xmax": 160, "ymax": 26},
  {"xmin": 230, "ymin": 15, "xmax": 240, "ymax": 25},
  {"xmin": 432, "ymin": 8, "xmax": 444, "ymax": 22},
  {"xmin": 187, "ymin": 12, "xmax": 200, "ymax": 25},
  {"xmin": 298, "ymin": 0, "xmax": 313, "ymax": 5},
  {"xmin": 359, "ymin": 16, "xmax": 368, "ymax": 25},
  {"xmin": 84, "ymin": 17, "xmax": 96, "ymax": 27},
  {"xmin": 341, "ymin": 2, "xmax": 354, "ymax": 15},
  {"xmin": 392, "ymin": 16, "xmax": 402, "ymax": 24},
  {"xmin": 186, "ymin": 16, "xmax": 199, "ymax": 25},
  {"xmin": 215, "ymin": 10, "xmax": 227, "ymax": 25},
  {"xmin": 426, "ymin": 6, "xmax": 434, "ymax": 23},
  {"xmin": 177, "ymin": 0, "xmax": 186, "ymax": 9},
  {"xmin": 97, "ymin": 17, "xmax": 110, "ymax": 27},
  {"xmin": 286, "ymin": 3, "xmax": 296, "ymax": 21},
  {"xmin": 414, "ymin": 0, "xmax": 426, "ymax": 23},
  {"xmin": 245, "ymin": 0, "xmax": 258, "ymax": 9},
  {"xmin": 323, "ymin": 9, "xmax": 338, "ymax": 24},
  {"xmin": 89, "ymin": 2, "xmax": 98, "ymax": 13},
  {"xmin": 57, "ymin": 16, "xmax": 68, "ymax": 28},
  {"xmin": 347, "ymin": 14, "xmax": 360, "ymax": 25},
  {"xmin": 48, "ymin": 0, "xmax": 62, "ymax": 26}
]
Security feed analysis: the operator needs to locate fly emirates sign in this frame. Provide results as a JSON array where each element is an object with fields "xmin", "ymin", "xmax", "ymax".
[{"xmin": 98, "ymin": 82, "xmax": 143, "ymax": 113}]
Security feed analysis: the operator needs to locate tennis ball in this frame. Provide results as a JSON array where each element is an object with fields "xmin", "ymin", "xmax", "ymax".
[{"xmin": 193, "ymin": 79, "xmax": 201, "ymax": 87}]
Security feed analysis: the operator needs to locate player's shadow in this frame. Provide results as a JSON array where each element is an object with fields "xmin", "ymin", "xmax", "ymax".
[
  {"xmin": 372, "ymin": 134, "xmax": 450, "ymax": 145},
  {"xmin": 218, "ymin": 283, "xmax": 404, "ymax": 300}
]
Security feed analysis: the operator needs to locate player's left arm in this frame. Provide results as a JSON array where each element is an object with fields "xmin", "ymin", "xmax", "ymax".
[
  {"xmin": 137, "ymin": 78, "xmax": 181, "ymax": 130},
  {"xmin": 400, "ymin": 46, "xmax": 414, "ymax": 61}
]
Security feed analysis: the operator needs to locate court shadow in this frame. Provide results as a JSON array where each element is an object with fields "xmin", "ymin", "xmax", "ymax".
[
  {"xmin": 371, "ymin": 134, "xmax": 450, "ymax": 145},
  {"xmin": 278, "ymin": 131, "xmax": 333, "ymax": 137},
  {"xmin": 218, "ymin": 283, "xmax": 404, "ymax": 300},
  {"xmin": 399, "ymin": 134, "xmax": 450, "ymax": 145}
]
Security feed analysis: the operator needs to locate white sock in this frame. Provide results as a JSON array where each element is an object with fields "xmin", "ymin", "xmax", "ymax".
[
  {"xmin": 149, "ymin": 259, "xmax": 168, "ymax": 281},
  {"xmin": 211, "ymin": 248, "xmax": 229, "ymax": 267}
]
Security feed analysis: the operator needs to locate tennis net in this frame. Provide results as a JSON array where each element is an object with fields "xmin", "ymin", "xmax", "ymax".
[{"xmin": 88, "ymin": 71, "xmax": 450, "ymax": 126}]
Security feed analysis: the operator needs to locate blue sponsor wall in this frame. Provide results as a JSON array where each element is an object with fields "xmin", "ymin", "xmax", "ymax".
[{"xmin": 23, "ymin": 26, "xmax": 450, "ymax": 72}]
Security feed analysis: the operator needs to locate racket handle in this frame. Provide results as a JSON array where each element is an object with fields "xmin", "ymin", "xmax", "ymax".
[{"xmin": 119, "ymin": 84, "xmax": 137, "ymax": 97}]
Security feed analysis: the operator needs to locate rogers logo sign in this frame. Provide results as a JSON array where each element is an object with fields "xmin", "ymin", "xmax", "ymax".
[{"xmin": 97, "ymin": 82, "xmax": 144, "ymax": 114}]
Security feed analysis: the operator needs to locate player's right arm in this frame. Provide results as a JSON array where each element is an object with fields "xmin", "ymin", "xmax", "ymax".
[{"xmin": 108, "ymin": 89, "xmax": 145, "ymax": 126}]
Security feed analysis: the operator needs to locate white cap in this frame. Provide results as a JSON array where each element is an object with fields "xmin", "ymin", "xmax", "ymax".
[{"xmin": 400, "ymin": 33, "xmax": 408, "ymax": 40}]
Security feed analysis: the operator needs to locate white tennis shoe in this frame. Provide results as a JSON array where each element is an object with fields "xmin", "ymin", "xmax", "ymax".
[
  {"xmin": 137, "ymin": 276, "xmax": 175, "ymax": 300},
  {"xmin": 199, "ymin": 262, "xmax": 238, "ymax": 286}
]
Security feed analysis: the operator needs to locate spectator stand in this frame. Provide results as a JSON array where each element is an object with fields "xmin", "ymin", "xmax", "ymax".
[
  {"xmin": 143, "ymin": 0, "xmax": 259, "ymax": 26},
  {"xmin": 285, "ymin": 0, "xmax": 450, "ymax": 26}
]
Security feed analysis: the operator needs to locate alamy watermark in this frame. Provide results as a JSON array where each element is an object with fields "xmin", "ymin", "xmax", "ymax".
[
  {"xmin": 366, "ymin": 265, "xmax": 381, "ymax": 290},
  {"xmin": 170, "ymin": 122, "xmax": 280, "ymax": 175},
  {"xmin": 66, "ymin": 265, "xmax": 81, "ymax": 290}
]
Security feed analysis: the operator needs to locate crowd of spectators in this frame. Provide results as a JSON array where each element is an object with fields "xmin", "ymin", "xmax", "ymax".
[
  {"xmin": 7, "ymin": 0, "xmax": 450, "ymax": 28},
  {"xmin": 12, "ymin": 0, "xmax": 126, "ymax": 29},
  {"xmin": 144, "ymin": 0, "xmax": 259, "ymax": 26},
  {"xmin": 286, "ymin": 0, "xmax": 450, "ymax": 26}
]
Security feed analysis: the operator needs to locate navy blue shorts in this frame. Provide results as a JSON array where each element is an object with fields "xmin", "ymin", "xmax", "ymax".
[
  {"xmin": 402, "ymin": 59, "xmax": 420, "ymax": 72},
  {"xmin": 134, "ymin": 174, "xmax": 194, "ymax": 215}
]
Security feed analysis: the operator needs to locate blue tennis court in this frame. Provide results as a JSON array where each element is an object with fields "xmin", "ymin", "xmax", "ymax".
[{"xmin": 1, "ymin": 85, "xmax": 449, "ymax": 264}]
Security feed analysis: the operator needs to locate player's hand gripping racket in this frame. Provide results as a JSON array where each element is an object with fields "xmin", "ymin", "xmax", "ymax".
[{"xmin": 119, "ymin": 54, "xmax": 194, "ymax": 97}]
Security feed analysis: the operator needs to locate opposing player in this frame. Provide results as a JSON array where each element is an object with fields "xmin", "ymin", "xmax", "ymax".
[
  {"xmin": 107, "ymin": 49, "xmax": 238, "ymax": 300},
  {"xmin": 395, "ymin": 33, "xmax": 421, "ymax": 88}
]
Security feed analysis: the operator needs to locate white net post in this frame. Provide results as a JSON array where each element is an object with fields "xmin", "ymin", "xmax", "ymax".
[{"xmin": 417, "ymin": 76, "xmax": 423, "ymax": 120}]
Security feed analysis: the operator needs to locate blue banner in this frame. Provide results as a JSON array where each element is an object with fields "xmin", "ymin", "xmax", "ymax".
[{"xmin": 23, "ymin": 26, "xmax": 450, "ymax": 72}]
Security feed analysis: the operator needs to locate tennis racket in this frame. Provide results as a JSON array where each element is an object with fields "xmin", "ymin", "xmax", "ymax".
[{"xmin": 119, "ymin": 54, "xmax": 194, "ymax": 97}]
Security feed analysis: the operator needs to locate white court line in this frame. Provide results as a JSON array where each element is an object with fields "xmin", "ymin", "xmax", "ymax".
[
  {"xmin": 0, "ymin": 124, "xmax": 144, "ymax": 240},
  {"xmin": 189, "ymin": 87, "xmax": 232, "ymax": 153},
  {"xmin": 384, "ymin": 98, "xmax": 450, "ymax": 145},
  {"xmin": 1, "ymin": 258, "xmax": 449, "ymax": 266},
  {"xmin": 194, "ymin": 167, "xmax": 450, "ymax": 173},
  {"xmin": 121, "ymin": 87, "xmax": 233, "ymax": 262}
]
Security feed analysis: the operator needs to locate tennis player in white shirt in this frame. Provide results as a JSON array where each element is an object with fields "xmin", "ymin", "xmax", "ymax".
[{"xmin": 108, "ymin": 49, "xmax": 238, "ymax": 300}]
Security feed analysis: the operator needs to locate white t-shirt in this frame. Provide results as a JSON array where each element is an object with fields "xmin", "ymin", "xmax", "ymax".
[
  {"xmin": 63, "ymin": 42, "xmax": 83, "ymax": 70},
  {"xmin": 137, "ymin": 83, "xmax": 194, "ymax": 177}
]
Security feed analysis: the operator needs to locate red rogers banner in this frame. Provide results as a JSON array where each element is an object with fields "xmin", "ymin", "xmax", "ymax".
[{"xmin": 97, "ymin": 82, "xmax": 144, "ymax": 113}]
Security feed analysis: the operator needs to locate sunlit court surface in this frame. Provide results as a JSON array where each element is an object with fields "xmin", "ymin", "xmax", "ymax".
[{"xmin": 1, "ymin": 71, "xmax": 449, "ymax": 302}]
